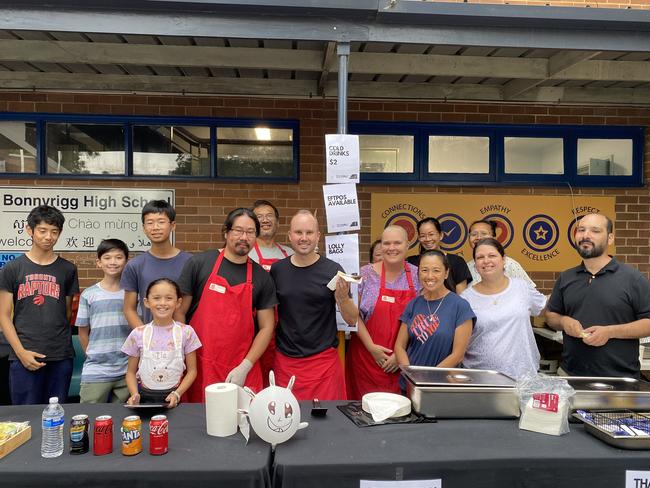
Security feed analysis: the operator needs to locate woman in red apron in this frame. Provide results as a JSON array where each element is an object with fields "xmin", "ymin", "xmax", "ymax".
[
  {"xmin": 185, "ymin": 251, "xmax": 262, "ymax": 402},
  {"xmin": 252, "ymin": 241, "xmax": 289, "ymax": 387},
  {"xmin": 346, "ymin": 226, "xmax": 419, "ymax": 399}
]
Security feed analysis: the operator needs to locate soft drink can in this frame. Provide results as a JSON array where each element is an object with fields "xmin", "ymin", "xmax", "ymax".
[
  {"xmin": 93, "ymin": 415, "xmax": 113, "ymax": 456},
  {"xmin": 121, "ymin": 415, "xmax": 142, "ymax": 456},
  {"xmin": 70, "ymin": 414, "xmax": 89, "ymax": 454},
  {"xmin": 149, "ymin": 415, "xmax": 169, "ymax": 455}
]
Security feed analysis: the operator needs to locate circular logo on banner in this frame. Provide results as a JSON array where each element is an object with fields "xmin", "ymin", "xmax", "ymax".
[
  {"xmin": 483, "ymin": 213, "xmax": 514, "ymax": 249},
  {"xmin": 385, "ymin": 212, "xmax": 420, "ymax": 250},
  {"xmin": 437, "ymin": 213, "xmax": 468, "ymax": 252},
  {"xmin": 523, "ymin": 214, "xmax": 559, "ymax": 253},
  {"xmin": 567, "ymin": 215, "xmax": 588, "ymax": 250}
]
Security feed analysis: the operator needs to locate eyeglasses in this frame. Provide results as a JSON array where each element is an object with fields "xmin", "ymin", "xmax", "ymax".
[
  {"xmin": 255, "ymin": 213, "xmax": 276, "ymax": 222},
  {"xmin": 419, "ymin": 232, "xmax": 439, "ymax": 240},
  {"xmin": 144, "ymin": 219, "xmax": 171, "ymax": 228},
  {"xmin": 229, "ymin": 227, "xmax": 257, "ymax": 237},
  {"xmin": 469, "ymin": 231, "xmax": 492, "ymax": 238}
]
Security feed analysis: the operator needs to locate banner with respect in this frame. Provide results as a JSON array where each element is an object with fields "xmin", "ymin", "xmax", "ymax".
[{"xmin": 371, "ymin": 193, "xmax": 616, "ymax": 272}]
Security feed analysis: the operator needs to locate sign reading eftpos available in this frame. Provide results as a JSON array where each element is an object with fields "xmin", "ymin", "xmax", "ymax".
[
  {"xmin": 371, "ymin": 193, "xmax": 616, "ymax": 272},
  {"xmin": 325, "ymin": 233, "xmax": 360, "ymax": 332},
  {"xmin": 325, "ymin": 134, "xmax": 360, "ymax": 184},
  {"xmin": 322, "ymin": 183, "xmax": 361, "ymax": 234},
  {"xmin": 0, "ymin": 186, "xmax": 175, "ymax": 252}
]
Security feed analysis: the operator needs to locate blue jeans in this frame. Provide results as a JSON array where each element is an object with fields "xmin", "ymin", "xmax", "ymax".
[{"xmin": 10, "ymin": 359, "xmax": 73, "ymax": 405}]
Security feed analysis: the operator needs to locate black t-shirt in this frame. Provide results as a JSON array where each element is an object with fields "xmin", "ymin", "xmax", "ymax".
[
  {"xmin": 270, "ymin": 255, "xmax": 343, "ymax": 358},
  {"xmin": 407, "ymin": 252, "xmax": 472, "ymax": 292},
  {"xmin": 547, "ymin": 257, "xmax": 650, "ymax": 378},
  {"xmin": 177, "ymin": 250, "xmax": 277, "ymax": 322},
  {"xmin": 0, "ymin": 255, "xmax": 79, "ymax": 361}
]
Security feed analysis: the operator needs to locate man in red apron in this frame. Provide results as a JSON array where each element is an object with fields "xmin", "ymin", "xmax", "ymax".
[
  {"xmin": 249, "ymin": 200, "xmax": 293, "ymax": 387},
  {"xmin": 176, "ymin": 208, "xmax": 278, "ymax": 402},
  {"xmin": 270, "ymin": 210, "xmax": 357, "ymax": 401}
]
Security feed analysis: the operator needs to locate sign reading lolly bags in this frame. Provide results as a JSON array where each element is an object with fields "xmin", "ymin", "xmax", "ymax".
[
  {"xmin": 325, "ymin": 233, "xmax": 360, "ymax": 332},
  {"xmin": 323, "ymin": 183, "xmax": 361, "ymax": 233},
  {"xmin": 325, "ymin": 134, "xmax": 360, "ymax": 184}
]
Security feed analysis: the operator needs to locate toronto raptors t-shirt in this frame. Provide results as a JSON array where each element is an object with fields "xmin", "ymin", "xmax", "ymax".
[{"xmin": 0, "ymin": 255, "xmax": 79, "ymax": 361}]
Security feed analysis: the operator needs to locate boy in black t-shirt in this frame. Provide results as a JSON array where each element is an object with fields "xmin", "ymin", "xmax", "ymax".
[{"xmin": 0, "ymin": 205, "xmax": 79, "ymax": 404}]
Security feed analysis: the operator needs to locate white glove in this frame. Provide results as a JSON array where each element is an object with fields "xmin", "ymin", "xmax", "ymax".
[{"xmin": 225, "ymin": 359, "xmax": 253, "ymax": 387}]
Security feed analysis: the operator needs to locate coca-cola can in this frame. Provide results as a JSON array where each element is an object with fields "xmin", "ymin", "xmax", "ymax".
[
  {"xmin": 93, "ymin": 415, "xmax": 113, "ymax": 456},
  {"xmin": 149, "ymin": 415, "xmax": 168, "ymax": 455}
]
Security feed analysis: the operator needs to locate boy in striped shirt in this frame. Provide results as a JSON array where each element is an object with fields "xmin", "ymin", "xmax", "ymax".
[{"xmin": 76, "ymin": 239, "xmax": 131, "ymax": 403}]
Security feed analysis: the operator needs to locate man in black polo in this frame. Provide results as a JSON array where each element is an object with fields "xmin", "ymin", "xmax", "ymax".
[{"xmin": 545, "ymin": 213, "xmax": 650, "ymax": 378}]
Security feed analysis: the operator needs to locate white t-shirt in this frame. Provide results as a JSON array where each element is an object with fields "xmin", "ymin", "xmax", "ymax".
[
  {"xmin": 467, "ymin": 255, "xmax": 536, "ymax": 287},
  {"xmin": 461, "ymin": 277, "xmax": 546, "ymax": 379}
]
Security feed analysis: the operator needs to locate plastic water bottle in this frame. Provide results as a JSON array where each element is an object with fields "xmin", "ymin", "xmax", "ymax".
[{"xmin": 41, "ymin": 397, "xmax": 65, "ymax": 458}]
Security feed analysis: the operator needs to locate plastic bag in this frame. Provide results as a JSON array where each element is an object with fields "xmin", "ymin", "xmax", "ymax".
[{"xmin": 516, "ymin": 373, "xmax": 575, "ymax": 436}]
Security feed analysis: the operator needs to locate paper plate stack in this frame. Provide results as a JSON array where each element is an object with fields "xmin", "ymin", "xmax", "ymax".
[{"xmin": 362, "ymin": 393, "xmax": 412, "ymax": 422}]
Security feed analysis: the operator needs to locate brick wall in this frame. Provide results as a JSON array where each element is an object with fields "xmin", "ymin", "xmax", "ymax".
[{"xmin": 0, "ymin": 91, "xmax": 648, "ymax": 293}]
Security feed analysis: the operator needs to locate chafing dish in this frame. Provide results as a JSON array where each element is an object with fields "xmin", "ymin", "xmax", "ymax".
[
  {"xmin": 558, "ymin": 376, "xmax": 650, "ymax": 411},
  {"xmin": 402, "ymin": 366, "xmax": 519, "ymax": 419}
]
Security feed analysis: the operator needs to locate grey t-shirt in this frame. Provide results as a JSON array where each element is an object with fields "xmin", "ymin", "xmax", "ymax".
[
  {"xmin": 120, "ymin": 250, "xmax": 192, "ymax": 324},
  {"xmin": 0, "ymin": 255, "xmax": 79, "ymax": 361}
]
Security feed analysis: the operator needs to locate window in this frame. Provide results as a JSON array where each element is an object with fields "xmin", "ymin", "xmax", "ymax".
[
  {"xmin": 216, "ymin": 127, "xmax": 293, "ymax": 178},
  {"xmin": 0, "ymin": 121, "xmax": 37, "ymax": 173},
  {"xmin": 133, "ymin": 125, "xmax": 210, "ymax": 176},
  {"xmin": 351, "ymin": 121, "xmax": 643, "ymax": 187},
  {"xmin": 429, "ymin": 135, "xmax": 489, "ymax": 174},
  {"xmin": 577, "ymin": 138, "xmax": 633, "ymax": 176},
  {"xmin": 359, "ymin": 135, "xmax": 414, "ymax": 173},
  {"xmin": 0, "ymin": 115, "xmax": 299, "ymax": 182},
  {"xmin": 504, "ymin": 137, "xmax": 563, "ymax": 175},
  {"xmin": 46, "ymin": 123, "xmax": 125, "ymax": 175}
]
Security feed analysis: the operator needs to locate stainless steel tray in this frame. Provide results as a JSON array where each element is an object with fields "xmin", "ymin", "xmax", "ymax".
[
  {"xmin": 403, "ymin": 367, "xmax": 519, "ymax": 419},
  {"xmin": 573, "ymin": 410, "xmax": 650, "ymax": 450},
  {"xmin": 558, "ymin": 376, "xmax": 650, "ymax": 411}
]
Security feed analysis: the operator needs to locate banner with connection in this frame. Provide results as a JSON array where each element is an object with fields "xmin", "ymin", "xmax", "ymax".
[{"xmin": 371, "ymin": 193, "xmax": 616, "ymax": 272}]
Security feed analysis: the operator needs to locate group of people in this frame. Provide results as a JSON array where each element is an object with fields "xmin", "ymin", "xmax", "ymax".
[{"xmin": 0, "ymin": 199, "xmax": 648, "ymax": 407}]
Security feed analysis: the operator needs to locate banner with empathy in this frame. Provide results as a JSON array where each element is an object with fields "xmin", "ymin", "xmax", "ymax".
[{"xmin": 371, "ymin": 193, "xmax": 616, "ymax": 272}]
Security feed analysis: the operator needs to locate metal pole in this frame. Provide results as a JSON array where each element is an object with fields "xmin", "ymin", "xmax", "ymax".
[{"xmin": 336, "ymin": 42, "xmax": 350, "ymax": 135}]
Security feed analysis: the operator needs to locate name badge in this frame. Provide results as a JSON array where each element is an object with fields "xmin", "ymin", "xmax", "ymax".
[
  {"xmin": 381, "ymin": 295, "xmax": 395, "ymax": 303},
  {"xmin": 209, "ymin": 283, "xmax": 226, "ymax": 294}
]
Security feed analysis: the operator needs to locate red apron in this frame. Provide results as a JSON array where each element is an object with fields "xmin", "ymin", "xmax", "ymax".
[
  {"xmin": 253, "ymin": 241, "xmax": 289, "ymax": 387},
  {"xmin": 274, "ymin": 348, "xmax": 346, "ymax": 401},
  {"xmin": 346, "ymin": 263, "xmax": 416, "ymax": 400},
  {"xmin": 185, "ymin": 252, "xmax": 262, "ymax": 402}
]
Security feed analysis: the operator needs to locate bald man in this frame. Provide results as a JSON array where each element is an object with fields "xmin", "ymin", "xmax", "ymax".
[
  {"xmin": 270, "ymin": 210, "xmax": 356, "ymax": 400},
  {"xmin": 545, "ymin": 213, "xmax": 650, "ymax": 378}
]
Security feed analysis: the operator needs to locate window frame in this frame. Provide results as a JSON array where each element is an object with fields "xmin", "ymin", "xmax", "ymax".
[
  {"xmin": 0, "ymin": 112, "xmax": 300, "ymax": 183},
  {"xmin": 351, "ymin": 121, "xmax": 644, "ymax": 187}
]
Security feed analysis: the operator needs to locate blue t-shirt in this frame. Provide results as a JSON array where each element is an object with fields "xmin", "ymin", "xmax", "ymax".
[
  {"xmin": 400, "ymin": 292, "xmax": 475, "ymax": 368},
  {"xmin": 120, "ymin": 251, "xmax": 192, "ymax": 324}
]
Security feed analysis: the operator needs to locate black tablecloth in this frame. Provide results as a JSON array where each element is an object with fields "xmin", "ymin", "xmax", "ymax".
[
  {"xmin": 273, "ymin": 401, "xmax": 650, "ymax": 488},
  {"xmin": 0, "ymin": 403, "xmax": 271, "ymax": 488}
]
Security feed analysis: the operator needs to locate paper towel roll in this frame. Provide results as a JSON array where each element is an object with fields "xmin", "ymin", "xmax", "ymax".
[{"xmin": 205, "ymin": 383, "xmax": 238, "ymax": 437}]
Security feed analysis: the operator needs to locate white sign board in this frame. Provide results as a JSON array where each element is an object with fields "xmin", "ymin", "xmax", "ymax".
[
  {"xmin": 360, "ymin": 480, "xmax": 441, "ymax": 488},
  {"xmin": 627, "ymin": 471, "xmax": 650, "ymax": 488},
  {"xmin": 325, "ymin": 233, "xmax": 360, "ymax": 332},
  {"xmin": 0, "ymin": 186, "xmax": 174, "ymax": 252},
  {"xmin": 325, "ymin": 134, "xmax": 360, "ymax": 184},
  {"xmin": 323, "ymin": 183, "xmax": 361, "ymax": 233}
]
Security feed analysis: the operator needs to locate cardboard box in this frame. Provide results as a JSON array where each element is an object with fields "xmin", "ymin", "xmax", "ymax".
[{"xmin": 0, "ymin": 425, "xmax": 31, "ymax": 459}]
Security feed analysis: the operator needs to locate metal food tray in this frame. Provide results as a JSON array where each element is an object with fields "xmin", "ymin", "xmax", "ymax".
[
  {"xmin": 558, "ymin": 376, "xmax": 650, "ymax": 411},
  {"xmin": 402, "ymin": 366, "xmax": 519, "ymax": 419},
  {"xmin": 573, "ymin": 410, "xmax": 650, "ymax": 450}
]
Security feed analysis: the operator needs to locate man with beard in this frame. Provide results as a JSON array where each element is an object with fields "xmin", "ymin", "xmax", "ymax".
[
  {"xmin": 271, "ymin": 210, "xmax": 357, "ymax": 400},
  {"xmin": 546, "ymin": 213, "xmax": 650, "ymax": 378},
  {"xmin": 176, "ymin": 208, "xmax": 277, "ymax": 400}
]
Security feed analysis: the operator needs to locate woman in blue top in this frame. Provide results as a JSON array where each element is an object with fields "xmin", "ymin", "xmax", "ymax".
[{"xmin": 395, "ymin": 250, "xmax": 475, "ymax": 372}]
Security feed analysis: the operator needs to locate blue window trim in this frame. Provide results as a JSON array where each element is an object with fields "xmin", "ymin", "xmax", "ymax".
[
  {"xmin": 0, "ymin": 112, "xmax": 299, "ymax": 183},
  {"xmin": 351, "ymin": 121, "xmax": 645, "ymax": 187}
]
